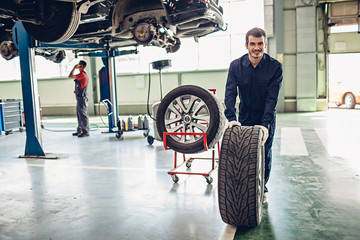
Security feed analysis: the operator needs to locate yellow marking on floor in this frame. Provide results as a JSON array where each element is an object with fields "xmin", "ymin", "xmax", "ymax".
[{"xmin": 218, "ymin": 224, "xmax": 237, "ymax": 240}]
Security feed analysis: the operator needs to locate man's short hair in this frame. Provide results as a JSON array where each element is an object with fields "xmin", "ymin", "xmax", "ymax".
[
  {"xmin": 246, "ymin": 27, "xmax": 266, "ymax": 44},
  {"xmin": 79, "ymin": 60, "xmax": 87, "ymax": 68}
]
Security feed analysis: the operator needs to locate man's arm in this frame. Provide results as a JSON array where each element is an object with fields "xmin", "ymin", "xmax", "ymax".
[
  {"xmin": 68, "ymin": 64, "xmax": 78, "ymax": 79},
  {"xmin": 224, "ymin": 62, "xmax": 238, "ymax": 122},
  {"xmin": 261, "ymin": 64, "xmax": 283, "ymax": 128}
]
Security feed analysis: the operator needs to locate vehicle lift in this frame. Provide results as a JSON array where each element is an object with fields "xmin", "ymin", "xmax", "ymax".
[{"xmin": 13, "ymin": 22, "xmax": 136, "ymax": 157}]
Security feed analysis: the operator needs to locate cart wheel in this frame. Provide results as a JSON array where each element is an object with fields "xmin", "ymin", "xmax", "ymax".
[
  {"xmin": 147, "ymin": 135, "xmax": 154, "ymax": 145},
  {"xmin": 19, "ymin": 127, "xmax": 24, "ymax": 133},
  {"xmin": 143, "ymin": 130, "xmax": 150, "ymax": 137},
  {"xmin": 5, "ymin": 131, "xmax": 9, "ymax": 135},
  {"xmin": 186, "ymin": 161, "xmax": 192, "ymax": 169},
  {"xmin": 116, "ymin": 131, "xmax": 122, "ymax": 139},
  {"xmin": 205, "ymin": 176, "xmax": 213, "ymax": 184},
  {"xmin": 171, "ymin": 174, "xmax": 179, "ymax": 183}
]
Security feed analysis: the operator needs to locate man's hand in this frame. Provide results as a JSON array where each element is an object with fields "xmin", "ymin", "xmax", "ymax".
[
  {"xmin": 69, "ymin": 64, "xmax": 79, "ymax": 79},
  {"xmin": 227, "ymin": 120, "xmax": 241, "ymax": 129},
  {"xmin": 255, "ymin": 125, "xmax": 268, "ymax": 146}
]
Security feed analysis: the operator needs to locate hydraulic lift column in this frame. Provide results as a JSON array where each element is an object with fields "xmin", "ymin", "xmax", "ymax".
[
  {"xmin": 96, "ymin": 49, "xmax": 137, "ymax": 132},
  {"xmin": 101, "ymin": 50, "xmax": 119, "ymax": 132},
  {"xmin": 14, "ymin": 22, "xmax": 45, "ymax": 156}
]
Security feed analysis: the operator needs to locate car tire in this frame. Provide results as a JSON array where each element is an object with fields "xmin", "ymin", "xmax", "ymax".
[
  {"xmin": 166, "ymin": 38, "xmax": 181, "ymax": 53},
  {"xmin": 218, "ymin": 125, "xmax": 265, "ymax": 227},
  {"xmin": 156, "ymin": 85, "xmax": 225, "ymax": 154},
  {"xmin": 344, "ymin": 93, "xmax": 356, "ymax": 109},
  {"xmin": 22, "ymin": 1, "xmax": 80, "ymax": 43}
]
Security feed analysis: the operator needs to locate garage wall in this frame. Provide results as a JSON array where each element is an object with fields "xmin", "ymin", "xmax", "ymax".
[
  {"xmin": 0, "ymin": 69, "xmax": 228, "ymax": 116},
  {"xmin": 265, "ymin": 0, "xmax": 329, "ymax": 112}
]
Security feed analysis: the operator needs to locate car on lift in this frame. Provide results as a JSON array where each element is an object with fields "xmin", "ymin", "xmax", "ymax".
[
  {"xmin": 0, "ymin": 0, "xmax": 224, "ymax": 61},
  {"xmin": 329, "ymin": 80, "xmax": 360, "ymax": 109}
]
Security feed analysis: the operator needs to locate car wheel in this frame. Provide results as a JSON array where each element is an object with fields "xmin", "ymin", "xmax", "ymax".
[
  {"xmin": 22, "ymin": 1, "xmax": 80, "ymax": 43},
  {"xmin": 156, "ymin": 85, "xmax": 225, "ymax": 154},
  {"xmin": 166, "ymin": 37, "xmax": 181, "ymax": 53},
  {"xmin": 218, "ymin": 125, "xmax": 265, "ymax": 227},
  {"xmin": 132, "ymin": 22, "xmax": 155, "ymax": 45},
  {"xmin": 344, "ymin": 93, "xmax": 356, "ymax": 109},
  {"xmin": 0, "ymin": 41, "xmax": 18, "ymax": 60}
]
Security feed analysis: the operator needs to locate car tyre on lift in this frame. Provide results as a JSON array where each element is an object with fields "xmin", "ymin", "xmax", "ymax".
[
  {"xmin": 156, "ymin": 85, "xmax": 225, "ymax": 154},
  {"xmin": 22, "ymin": 1, "xmax": 80, "ymax": 43},
  {"xmin": 218, "ymin": 125, "xmax": 265, "ymax": 227}
]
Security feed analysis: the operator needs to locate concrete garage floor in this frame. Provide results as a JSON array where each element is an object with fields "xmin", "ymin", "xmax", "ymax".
[{"xmin": 0, "ymin": 109, "xmax": 360, "ymax": 240}]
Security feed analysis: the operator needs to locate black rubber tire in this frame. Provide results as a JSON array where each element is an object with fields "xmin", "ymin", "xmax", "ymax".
[
  {"xmin": 156, "ymin": 85, "xmax": 225, "ymax": 154},
  {"xmin": 344, "ymin": 93, "xmax": 356, "ymax": 109},
  {"xmin": 22, "ymin": 1, "xmax": 80, "ymax": 43},
  {"xmin": 218, "ymin": 125, "xmax": 265, "ymax": 227},
  {"xmin": 166, "ymin": 38, "xmax": 181, "ymax": 53}
]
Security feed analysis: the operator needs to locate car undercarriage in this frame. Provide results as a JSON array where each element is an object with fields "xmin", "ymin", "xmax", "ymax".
[{"xmin": 0, "ymin": 0, "xmax": 224, "ymax": 62}]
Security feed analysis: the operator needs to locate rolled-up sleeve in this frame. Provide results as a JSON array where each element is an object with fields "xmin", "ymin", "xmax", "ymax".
[
  {"xmin": 224, "ymin": 63, "xmax": 238, "ymax": 122},
  {"xmin": 261, "ymin": 64, "xmax": 283, "ymax": 128}
]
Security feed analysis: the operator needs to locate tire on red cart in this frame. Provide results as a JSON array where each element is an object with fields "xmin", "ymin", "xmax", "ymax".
[
  {"xmin": 218, "ymin": 125, "xmax": 265, "ymax": 227},
  {"xmin": 156, "ymin": 85, "xmax": 225, "ymax": 154}
]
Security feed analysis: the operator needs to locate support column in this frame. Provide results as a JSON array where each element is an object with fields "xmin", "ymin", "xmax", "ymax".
[
  {"xmin": 264, "ymin": 0, "xmax": 285, "ymax": 112},
  {"xmin": 13, "ymin": 22, "xmax": 45, "ymax": 156},
  {"xmin": 267, "ymin": 0, "xmax": 326, "ymax": 112},
  {"xmin": 296, "ymin": 0, "xmax": 317, "ymax": 111},
  {"xmin": 101, "ymin": 50, "xmax": 119, "ymax": 132}
]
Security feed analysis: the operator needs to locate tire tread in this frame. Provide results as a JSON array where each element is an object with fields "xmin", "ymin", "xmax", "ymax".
[{"xmin": 218, "ymin": 125, "xmax": 264, "ymax": 227}]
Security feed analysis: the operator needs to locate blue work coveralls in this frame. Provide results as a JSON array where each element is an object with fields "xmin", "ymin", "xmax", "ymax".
[
  {"xmin": 224, "ymin": 53, "xmax": 283, "ymax": 192},
  {"xmin": 74, "ymin": 71, "xmax": 89, "ymax": 135}
]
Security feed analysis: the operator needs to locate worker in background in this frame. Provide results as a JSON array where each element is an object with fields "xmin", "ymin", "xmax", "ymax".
[
  {"xmin": 224, "ymin": 27, "xmax": 283, "ymax": 204},
  {"xmin": 68, "ymin": 60, "xmax": 90, "ymax": 137}
]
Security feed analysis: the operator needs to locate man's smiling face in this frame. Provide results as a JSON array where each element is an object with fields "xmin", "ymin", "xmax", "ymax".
[{"xmin": 246, "ymin": 35, "xmax": 267, "ymax": 60}]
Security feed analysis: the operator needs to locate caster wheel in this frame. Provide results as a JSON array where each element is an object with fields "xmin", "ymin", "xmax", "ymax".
[
  {"xmin": 205, "ymin": 176, "xmax": 213, "ymax": 184},
  {"xmin": 186, "ymin": 161, "xmax": 192, "ymax": 169},
  {"xmin": 147, "ymin": 135, "xmax": 154, "ymax": 145},
  {"xmin": 116, "ymin": 132, "xmax": 122, "ymax": 139},
  {"xmin": 171, "ymin": 174, "xmax": 179, "ymax": 183},
  {"xmin": 143, "ymin": 130, "xmax": 150, "ymax": 137}
]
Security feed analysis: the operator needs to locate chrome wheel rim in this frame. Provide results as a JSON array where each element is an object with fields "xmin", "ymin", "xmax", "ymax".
[{"xmin": 164, "ymin": 94, "xmax": 210, "ymax": 144}]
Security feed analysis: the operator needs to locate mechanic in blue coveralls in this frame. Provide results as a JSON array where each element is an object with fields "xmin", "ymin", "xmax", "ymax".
[
  {"xmin": 224, "ymin": 27, "xmax": 283, "ymax": 204},
  {"xmin": 68, "ymin": 60, "xmax": 90, "ymax": 137}
]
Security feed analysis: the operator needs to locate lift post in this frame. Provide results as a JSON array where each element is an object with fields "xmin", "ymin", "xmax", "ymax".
[
  {"xmin": 101, "ymin": 50, "xmax": 119, "ymax": 132},
  {"xmin": 13, "ymin": 22, "xmax": 45, "ymax": 156},
  {"xmin": 87, "ymin": 49, "xmax": 137, "ymax": 132},
  {"xmin": 14, "ymin": 29, "xmax": 137, "ymax": 155}
]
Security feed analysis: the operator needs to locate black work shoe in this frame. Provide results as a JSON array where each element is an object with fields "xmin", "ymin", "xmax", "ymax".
[
  {"xmin": 72, "ymin": 132, "xmax": 80, "ymax": 136},
  {"xmin": 78, "ymin": 133, "xmax": 89, "ymax": 138}
]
